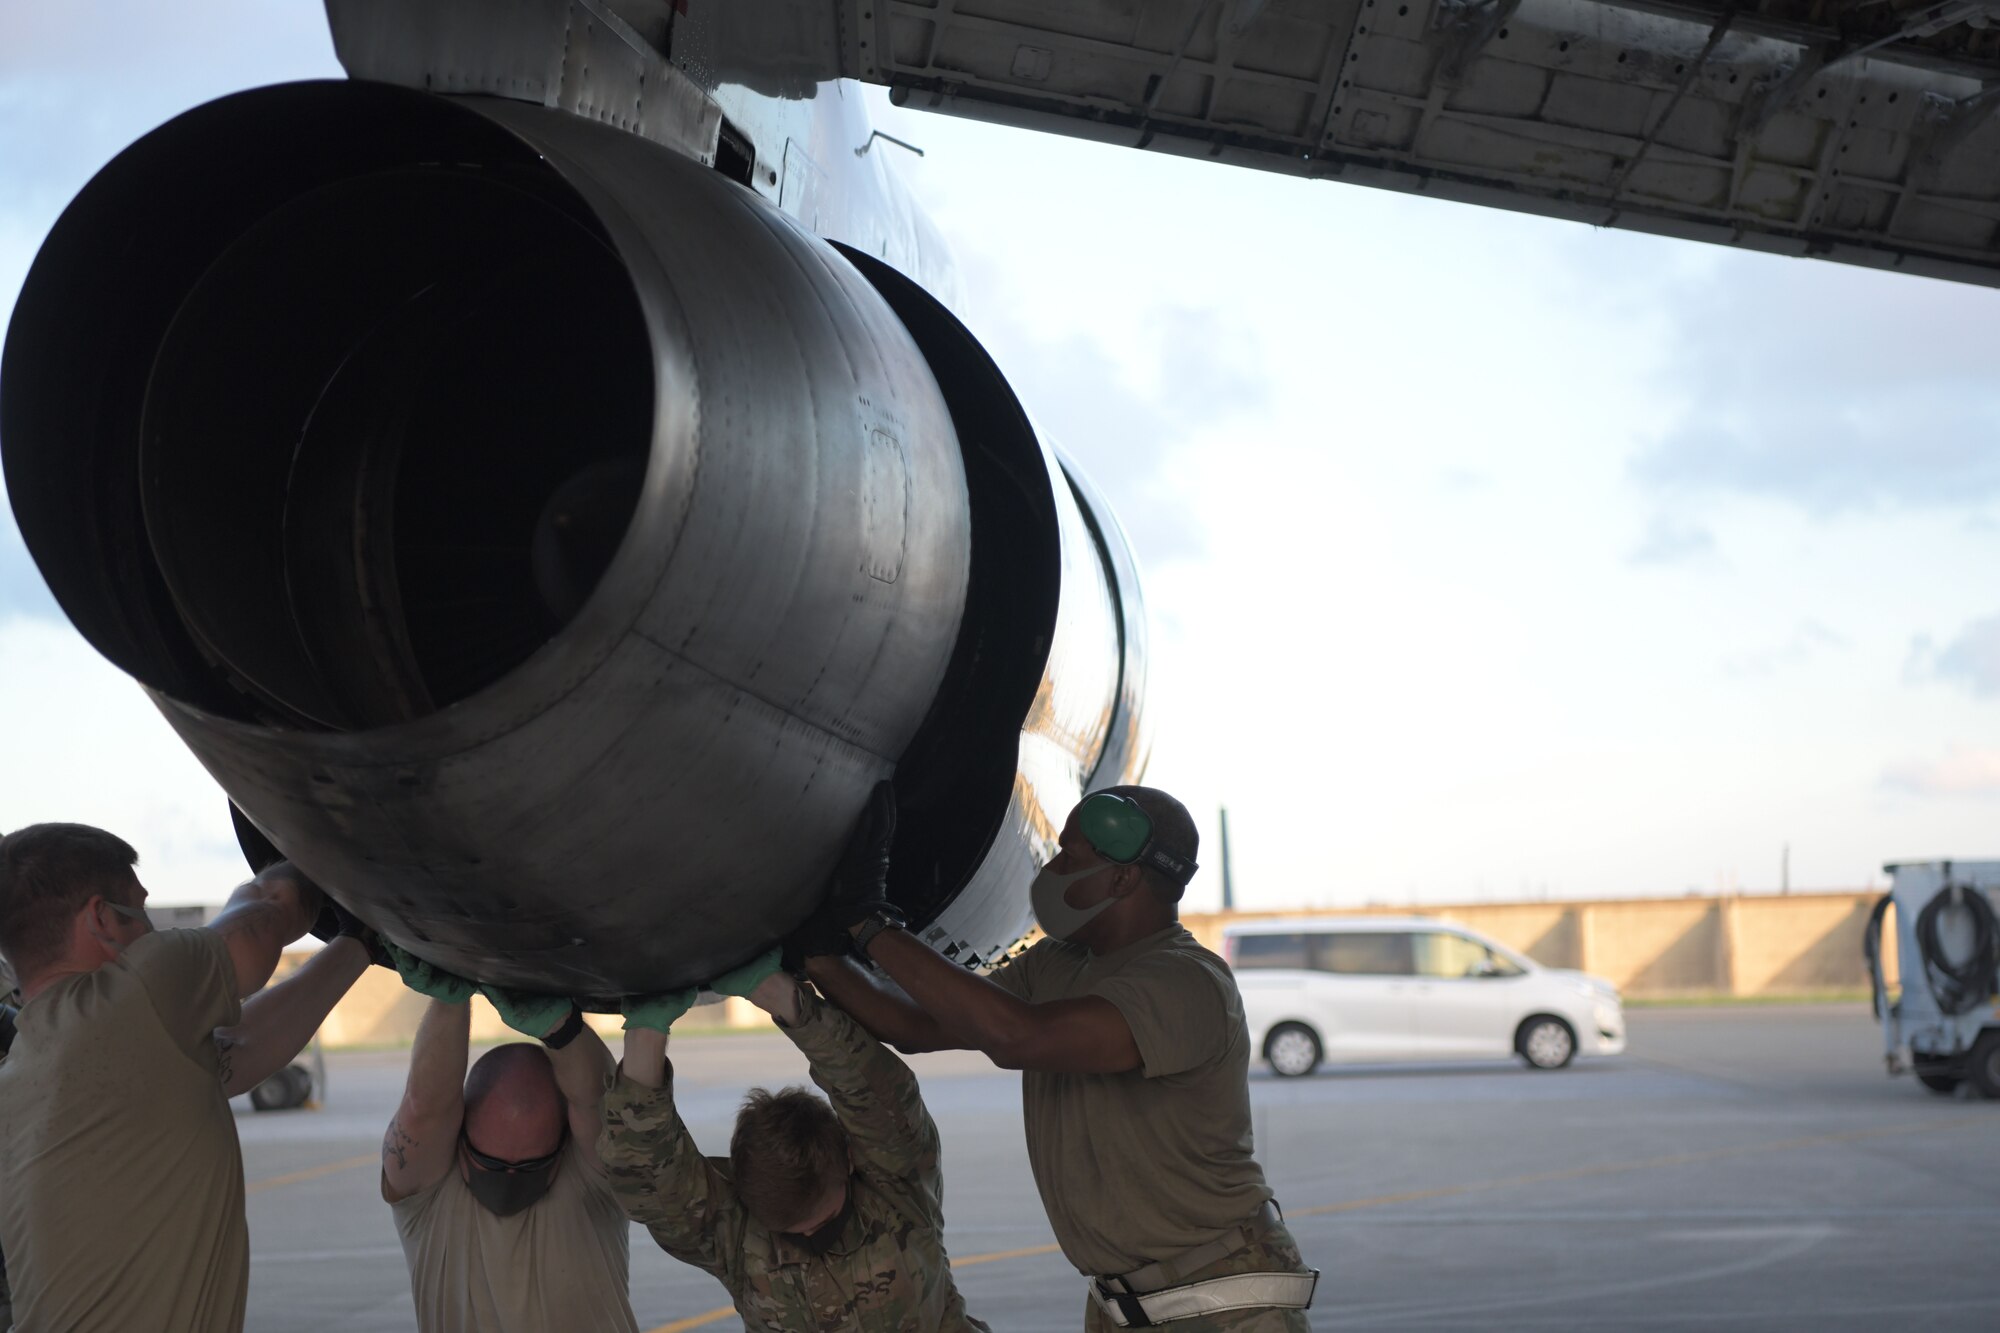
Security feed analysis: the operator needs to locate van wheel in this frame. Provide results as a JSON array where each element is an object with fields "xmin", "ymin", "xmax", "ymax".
[
  {"xmin": 1516, "ymin": 1016, "xmax": 1575, "ymax": 1070},
  {"xmin": 250, "ymin": 1063, "xmax": 313, "ymax": 1112},
  {"xmin": 1970, "ymin": 1033, "xmax": 2000, "ymax": 1100},
  {"xmin": 1264, "ymin": 1023, "xmax": 1322, "ymax": 1078}
]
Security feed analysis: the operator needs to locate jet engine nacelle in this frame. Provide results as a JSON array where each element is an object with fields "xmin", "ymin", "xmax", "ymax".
[{"xmin": 1, "ymin": 82, "xmax": 1148, "ymax": 996}]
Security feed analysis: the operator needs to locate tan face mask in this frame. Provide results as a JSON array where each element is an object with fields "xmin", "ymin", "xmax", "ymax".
[{"xmin": 1029, "ymin": 863, "xmax": 1116, "ymax": 941}]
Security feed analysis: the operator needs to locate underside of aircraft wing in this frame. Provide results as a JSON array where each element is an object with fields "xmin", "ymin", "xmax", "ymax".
[{"xmin": 838, "ymin": 0, "xmax": 2000, "ymax": 287}]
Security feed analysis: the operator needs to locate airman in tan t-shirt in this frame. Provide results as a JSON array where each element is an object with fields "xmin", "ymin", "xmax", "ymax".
[
  {"xmin": 805, "ymin": 786, "xmax": 1318, "ymax": 1330},
  {"xmin": 380, "ymin": 975, "xmax": 638, "ymax": 1333},
  {"xmin": 391, "ymin": 1135, "xmax": 636, "ymax": 1332},
  {"xmin": 0, "ymin": 825, "xmax": 365, "ymax": 1333},
  {"xmin": 0, "ymin": 930, "xmax": 248, "ymax": 1332}
]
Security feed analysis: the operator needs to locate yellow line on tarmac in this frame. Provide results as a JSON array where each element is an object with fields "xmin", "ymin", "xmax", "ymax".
[
  {"xmin": 244, "ymin": 1153, "xmax": 380, "ymax": 1195},
  {"xmin": 646, "ymin": 1306, "xmax": 737, "ymax": 1333},
  {"xmin": 952, "ymin": 1242, "xmax": 1064, "ymax": 1270}
]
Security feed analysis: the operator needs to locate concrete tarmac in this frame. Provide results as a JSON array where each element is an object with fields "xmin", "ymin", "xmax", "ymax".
[{"xmin": 236, "ymin": 1005, "xmax": 2000, "ymax": 1331}]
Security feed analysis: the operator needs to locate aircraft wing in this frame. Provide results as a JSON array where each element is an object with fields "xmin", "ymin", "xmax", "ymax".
[{"xmin": 833, "ymin": 0, "xmax": 2000, "ymax": 287}]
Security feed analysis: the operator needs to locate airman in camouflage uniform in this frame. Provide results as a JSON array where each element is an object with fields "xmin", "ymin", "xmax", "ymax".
[{"xmin": 599, "ymin": 973, "xmax": 987, "ymax": 1332}]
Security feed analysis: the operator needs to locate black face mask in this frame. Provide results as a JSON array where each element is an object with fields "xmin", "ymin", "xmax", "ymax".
[
  {"xmin": 461, "ymin": 1131, "xmax": 565, "ymax": 1218},
  {"xmin": 783, "ymin": 1185, "xmax": 855, "ymax": 1256}
]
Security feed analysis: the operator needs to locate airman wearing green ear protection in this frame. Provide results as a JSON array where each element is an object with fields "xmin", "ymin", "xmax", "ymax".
[{"xmin": 806, "ymin": 785, "xmax": 1318, "ymax": 1330}]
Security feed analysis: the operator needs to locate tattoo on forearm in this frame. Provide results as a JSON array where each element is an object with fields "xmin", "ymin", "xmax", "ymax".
[
  {"xmin": 384, "ymin": 1118, "xmax": 415, "ymax": 1172},
  {"xmin": 213, "ymin": 1033, "xmax": 238, "ymax": 1088}
]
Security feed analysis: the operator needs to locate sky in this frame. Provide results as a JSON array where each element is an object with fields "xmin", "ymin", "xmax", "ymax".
[{"xmin": 2, "ymin": 3, "xmax": 1996, "ymax": 910}]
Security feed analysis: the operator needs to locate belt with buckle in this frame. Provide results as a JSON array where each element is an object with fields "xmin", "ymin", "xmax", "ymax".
[{"xmin": 1090, "ymin": 1201, "xmax": 1318, "ymax": 1327}]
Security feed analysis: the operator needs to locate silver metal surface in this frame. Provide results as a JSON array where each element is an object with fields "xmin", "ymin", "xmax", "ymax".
[
  {"xmin": 5, "ymin": 82, "xmax": 974, "ymax": 994},
  {"xmin": 664, "ymin": 0, "xmax": 2000, "ymax": 286},
  {"xmin": 327, "ymin": 0, "xmax": 722, "ymax": 164},
  {"xmin": 2, "ymin": 22, "xmax": 1155, "ymax": 994}
]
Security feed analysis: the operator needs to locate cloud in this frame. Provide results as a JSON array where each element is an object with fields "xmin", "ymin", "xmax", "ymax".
[
  {"xmin": 1629, "ymin": 513, "xmax": 1718, "ymax": 567},
  {"xmin": 1633, "ymin": 256, "xmax": 2000, "ymax": 515},
  {"xmin": 0, "ymin": 4, "xmax": 341, "ymax": 259},
  {"xmin": 1635, "ymin": 400, "xmax": 2000, "ymax": 514},
  {"xmin": 0, "ymin": 615, "xmax": 241, "ymax": 902},
  {"xmin": 1723, "ymin": 619, "xmax": 1847, "ymax": 679},
  {"xmin": 0, "ymin": 2, "xmax": 336, "ymax": 79},
  {"xmin": 1883, "ymin": 748, "xmax": 2000, "ymax": 797},
  {"xmin": 955, "ymin": 253, "xmax": 1274, "ymax": 569},
  {"xmin": 1437, "ymin": 468, "xmax": 1492, "ymax": 494},
  {"xmin": 1908, "ymin": 613, "xmax": 2000, "ymax": 698}
]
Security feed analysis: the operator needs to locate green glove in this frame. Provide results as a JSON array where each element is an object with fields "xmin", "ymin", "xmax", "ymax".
[
  {"xmin": 621, "ymin": 988, "xmax": 698, "ymax": 1033},
  {"xmin": 480, "ymin": 985, "xmax": 577, "ymax": 1039},
  {"xmin": 383, "ymin": 942, "xmax": 477, "ymax": 1006},
  {"xmin": 709, "ymin": 947, "xmax": 783, "ymax": 998}
]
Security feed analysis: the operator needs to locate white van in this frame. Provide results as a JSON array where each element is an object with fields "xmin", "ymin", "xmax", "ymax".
[{"xmin": 1222, "ymin": 917, "xmax": 1626, "ymax": 1076}]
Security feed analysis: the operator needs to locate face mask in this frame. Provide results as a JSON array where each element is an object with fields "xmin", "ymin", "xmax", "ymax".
[
  {"xmin": 783, "ymin": 1185, "xmax": 855, "ymax": 1256},
  {"xmin": 461, "ymin": 1136, "xmax": 563, "ymax": 1217},
  {"xmin": 1030, "ymin": 862, "xmax": 1117, "ymax": 941}
]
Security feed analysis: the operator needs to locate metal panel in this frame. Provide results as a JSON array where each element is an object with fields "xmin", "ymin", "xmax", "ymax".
[
  {"xmin": 2, "ymin": 82, "xmax": 972, "ymax": 995},
  {"xmin": 790, "ymin": 0, "xmax": 2000, "ymax": 285}
]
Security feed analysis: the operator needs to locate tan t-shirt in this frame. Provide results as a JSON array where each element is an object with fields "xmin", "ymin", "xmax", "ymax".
[
  {"xmin": 989, "ymin": 924, "xmax": 1275, "ymax": 1277},
  {"xmin": 0, "ymin": 929, "xmax": 247, "ymax": 1332},
  {"xmin": 390, "ymin": 1136, "xmax": 639, "ymax": 1333}
]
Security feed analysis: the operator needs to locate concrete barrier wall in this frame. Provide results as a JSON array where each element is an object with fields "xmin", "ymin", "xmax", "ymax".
[
  {"xmin": 303, "ymin": 891, "xmax": 1892, "ymax": 1046},
  {"xmin": 1183, "ymin": 890, "xmax": 1895, "ymax": 999}
]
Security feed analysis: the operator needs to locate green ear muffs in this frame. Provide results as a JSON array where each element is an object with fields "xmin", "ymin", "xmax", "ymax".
[{"xmin": 1077, "ymin": 792, "xmax": 1198, "ymax": 886}]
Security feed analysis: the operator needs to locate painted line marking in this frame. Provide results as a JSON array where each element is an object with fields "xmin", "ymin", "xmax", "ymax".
[
  {"xmin": 647, "ymin": 1307, "xmax": 737, "ymax": 1333},
  {"xmin": 951, "ymin": 1241, "xmax": 1063, "ymax": 1270},
  {"xmin": 244, "ymin": 1153, "xmax": 378, "ymax": 1195}
]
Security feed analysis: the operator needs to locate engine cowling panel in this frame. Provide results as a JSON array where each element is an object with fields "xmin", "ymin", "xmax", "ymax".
[{"xmin": 1, "ymin": 80, "xmax": 1150, "ymax": 996}]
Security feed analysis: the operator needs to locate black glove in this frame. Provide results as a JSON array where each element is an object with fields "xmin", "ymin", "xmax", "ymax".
[
  {"xmin": 782, "ymin": 781, "xmax": 900, "ymax": 967},
  {"xmin": 311, "ymin": 897, "xmax": 392, "ymax": 968},
  {"xmin": 824, "ymin": 780, "xmax": 897, "ymax": 929},
  {"xmin": 781, "ymin": 913, "xmax": 855, "ymax": 970}
]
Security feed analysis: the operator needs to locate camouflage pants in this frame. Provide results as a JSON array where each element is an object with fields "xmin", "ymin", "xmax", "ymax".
[{"xmin": 1082, "ymin": 1219, "xmax": 1314, "ymax": 1332}]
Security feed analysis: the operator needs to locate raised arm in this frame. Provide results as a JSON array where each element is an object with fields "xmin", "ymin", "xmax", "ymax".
[
  {"xmin": 750, "ymin": 971, "xmax": 942, "ymax": 1190},
  {"xmin": 598, "ymin": 993, "xmax": 747, "ymax": 1285},
  {"xmin": 205, "ymin": 861, "xmax": 325, "ymax": 999},
  {"xmin": 212, "ymin": 936, "xmax": 369, "ymax": 1097},
  {"xmin": 481, "ymin": 988, "xmax": 621, "ymax": 1172},
  {"xmin": 802, "ymin": 954, "xmax": 960, "ymax": 1055},
  {"xmin": 550, "ymin": 1025, "xmax": 615, "ymax": 1167},
  {"xmin": 859, "ymin": 928, "xmax": 1141, "ymax": 1075},
  {"xmin": 382, "ymin": 996, "xmax": 470, "ymax": 1202}
]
